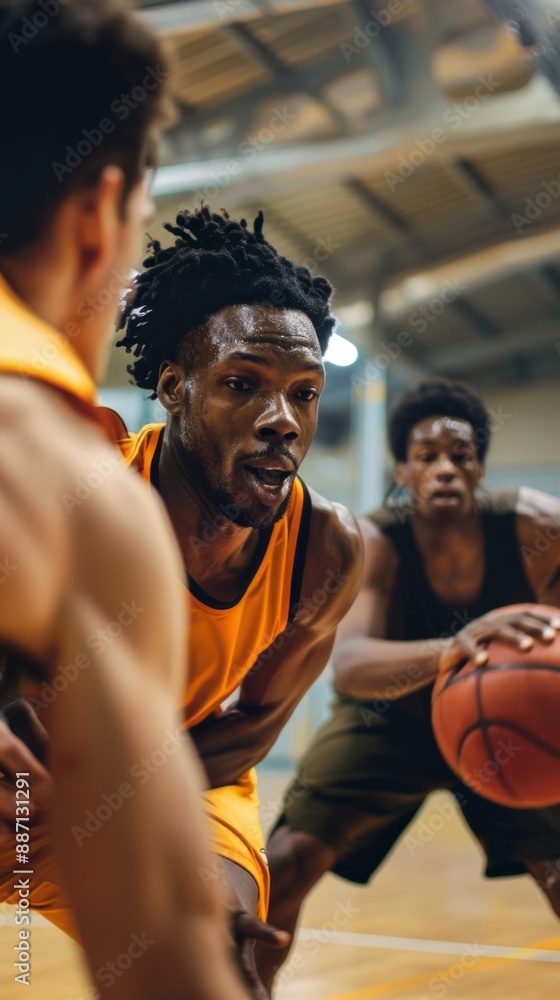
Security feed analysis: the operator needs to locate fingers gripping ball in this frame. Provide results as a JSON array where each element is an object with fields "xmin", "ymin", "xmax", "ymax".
[{"xmin": 432, "ymin": 604, "xmax": 560, "ymax": 808}]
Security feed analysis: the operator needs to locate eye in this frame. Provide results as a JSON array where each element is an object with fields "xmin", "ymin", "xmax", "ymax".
[
  {"xmin": 417, "ymin": 452, "xmax": 435, "ymax": 463},
  {"xmin": 453, "ymin": 450, "xmax": 471, "ymax": 464},
  {"xmin": 225, "ymin": 378, "xmax": 252, "ymax": 392},
  {"xmin": 295, "ymin": 388, "xmax": 319, "ymax": 402}
]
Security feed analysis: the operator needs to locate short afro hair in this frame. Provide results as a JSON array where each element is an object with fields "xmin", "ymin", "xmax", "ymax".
[
  {"xmin": 388, "ymin": 379, "xmax": 491, "ymax": 463},
  {"xmin": 117, "ymin": 206, "xmax": 336, "ymax": 397}
]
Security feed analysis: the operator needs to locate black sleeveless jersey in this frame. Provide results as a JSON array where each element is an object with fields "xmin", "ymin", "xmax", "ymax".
[{"xmin": 366, "ymin": 489, "xmax": 536, "ymax": 719}]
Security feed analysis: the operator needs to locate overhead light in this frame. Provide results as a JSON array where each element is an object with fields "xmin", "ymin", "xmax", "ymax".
[
  {"xmin": 336, "ymin": 300, "xmax": 374, "ymax": 329},
  {"xmin": 325, "ymin": 332, "xmax": 359, "ymax": 367}
]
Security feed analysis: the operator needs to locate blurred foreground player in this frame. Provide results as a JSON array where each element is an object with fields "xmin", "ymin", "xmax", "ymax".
[
  {"xmin": 259, "ymin": 379, "xmax": 560, "ymax": 990},
  {"xmin": 0, "ymin": 3, "xmax": 249, "ymax": 998}
]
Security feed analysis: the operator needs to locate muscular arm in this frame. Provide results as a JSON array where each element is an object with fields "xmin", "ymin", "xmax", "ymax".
[
  {"xmin": 191, "ymin": 494, "xmax": 362, "ymax": 789},
  {"xmin": 517, "ymin": 487, "xmax": 560, "ymax": 605},
  {"xmin": 332, "ymin": 518, "xmax": 446, "ymax": 700}
]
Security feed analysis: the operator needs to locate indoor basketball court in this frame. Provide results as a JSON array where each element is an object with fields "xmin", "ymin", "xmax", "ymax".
[
  {"xmin": 2, "ymin": 0, "xmax": 560, "ymax": 998},
  {"xmin": 2, "ymin": 772, "xmax": 560, "ymax": 998}
]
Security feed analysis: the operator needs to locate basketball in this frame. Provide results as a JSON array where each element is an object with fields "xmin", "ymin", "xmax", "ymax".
[{"xmin": 432, "ymin": 603, "xmax": 560, "ymax": 808}]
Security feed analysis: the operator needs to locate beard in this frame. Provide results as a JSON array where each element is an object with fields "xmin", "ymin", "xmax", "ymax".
[{"xmin": 183, "ymin": 446, "xmax": 293, "ymax": 529}]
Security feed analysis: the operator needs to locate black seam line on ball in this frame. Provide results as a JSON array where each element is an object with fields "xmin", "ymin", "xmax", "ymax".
[
  {"xmin": 475, "ymin": 670, "xmax": 518, "ymax": 800},
  {"xmin": 432, "ymin": 661, "xmax": 560, "ymax": 705},
  {"xmin": 457, "ymin": 719, "xmax": 560, "ymax": 762}
]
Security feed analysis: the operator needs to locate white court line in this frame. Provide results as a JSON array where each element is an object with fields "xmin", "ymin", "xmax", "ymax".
[
  {"xmin": 296, "ymin": 929, "xmax": 560, "ymax": 963},
  {"xmin": 2, "ymin": 913, "xmax": 559, "ymax": 964}
]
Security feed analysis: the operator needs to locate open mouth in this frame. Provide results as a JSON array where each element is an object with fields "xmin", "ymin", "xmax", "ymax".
[
  {"xmin": 431, "ymin": 490, "xmax": 462, "ymax": 503},
  {"xmin": 246, "ymin": 467, "xmax": 290, "ymax": 488},
  {"xmin": 243, "ymin": 465, "xmax": 293, "ymax": 506}
]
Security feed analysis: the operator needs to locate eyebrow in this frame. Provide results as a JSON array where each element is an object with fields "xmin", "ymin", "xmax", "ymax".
[
  {"xmin": 412, "ymin": 435, "xmax": 474, "ymax": 446},
  {"xmin": 226, "ymin": 350, "xmax": 324, "ymax": 374}
]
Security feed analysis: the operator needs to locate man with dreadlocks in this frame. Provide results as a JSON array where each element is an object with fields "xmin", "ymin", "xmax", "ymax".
[
  {"xmin": 94, "ymin": 205, "xmax": 361, "ymax": 996},
  {"xmin": 257, "ymin": 378, "xmax": 560, "ymax": 992}
]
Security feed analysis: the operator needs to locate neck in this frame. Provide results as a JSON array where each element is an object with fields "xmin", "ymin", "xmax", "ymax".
[
  {"xmin": 411, "ymin": 507, "xmax": 482, "ymax": 557},
  {"xmin": 1, "ymin": 258, "xmax": 106, "ymax": 384}
]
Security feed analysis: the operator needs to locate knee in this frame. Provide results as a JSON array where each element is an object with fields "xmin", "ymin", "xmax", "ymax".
[
  {"xmin": 267, "ymin": 825, "xmax": 336, "ymax": 901},
  {"xmin": 527, "ymin": 859, "xmax": 560, "ymax": 919}
]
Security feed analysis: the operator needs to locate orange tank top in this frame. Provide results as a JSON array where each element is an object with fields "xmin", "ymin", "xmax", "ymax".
[
  {"xmin": 116, "ymin": 421, "xmax": 311, "ymax": 728},
  {"xmin": 0, "ymin": 272, "xmax": 97, "ymax": 419}
]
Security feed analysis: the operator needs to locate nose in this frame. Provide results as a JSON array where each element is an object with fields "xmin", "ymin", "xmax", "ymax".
[
  {"xmin": 435, "ymin": 455, "xmax": 456, "ymax": 481},
  {"xmin": 254, "ymin": 392, "xmax": 299, "ymax": 442}
]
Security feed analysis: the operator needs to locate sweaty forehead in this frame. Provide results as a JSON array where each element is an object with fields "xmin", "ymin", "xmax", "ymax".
[
  {"xmin": 409, "ymin": 415, "xmax": 475, "ymax": 445},
  {"xmin": 204, "ymin": 304, "xmax": 322, "ymax": 360}
]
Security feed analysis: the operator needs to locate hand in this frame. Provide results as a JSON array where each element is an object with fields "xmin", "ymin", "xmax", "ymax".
[
  {"xmin": 0, "ymin": 701, "xmax": 53, "ymax": 835},
  {"xmin": 439, "ymin": 609, "xmax": 560, "ymax": 674},
  {"xmin": 231, "ymin": 909, "xmax": 291, "ymax": 951},
  {"xmin": 230, "ymin": 910, "xmax": 291, "ymax": 1000}
]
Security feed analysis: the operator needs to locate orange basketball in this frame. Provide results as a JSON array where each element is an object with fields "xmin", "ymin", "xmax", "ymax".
[{"xmin": 432, "ymin": 603, "xmax": 560, "ymax": 808}]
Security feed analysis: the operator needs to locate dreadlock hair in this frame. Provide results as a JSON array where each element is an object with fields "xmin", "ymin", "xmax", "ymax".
[
  {"xmin": 388, "ymin": 379, "xmax": 491, "ymax": 464},
  {"xmin": 117, "ymin": 207, "xmax": 336, "ymax": 397}
]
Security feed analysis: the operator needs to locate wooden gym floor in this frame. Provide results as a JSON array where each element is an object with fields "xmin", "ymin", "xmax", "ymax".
[{"xmin": 1, "ymin": 767, "xmax": 559, "ymax": 999}]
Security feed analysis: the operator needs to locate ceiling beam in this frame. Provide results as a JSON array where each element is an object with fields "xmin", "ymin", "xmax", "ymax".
[
  {"xmin": 226, "ymin": 21, "xmax": 350, "ymax": 130},
  {"xmin": 428, "ymin": 320, "xmax": 560, "ymax": 374},
  {"xmin": 140, "ymin": 0, "xmax": 343, "ymax": 34}
]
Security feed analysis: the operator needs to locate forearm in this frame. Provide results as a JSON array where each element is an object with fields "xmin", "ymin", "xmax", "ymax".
[
  {"xmin": 333, "ymin": 636, "xmax": 449, "ymax": 700},
  {"xmin": 192, "ymin": 706, "xmax": 279, "ymax": 789}
]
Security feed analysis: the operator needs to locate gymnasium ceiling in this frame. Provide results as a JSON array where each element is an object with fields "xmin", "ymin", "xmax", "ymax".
[{"xmin": 120, "ymin": 0, "xmax": 560, "ymax": 403}]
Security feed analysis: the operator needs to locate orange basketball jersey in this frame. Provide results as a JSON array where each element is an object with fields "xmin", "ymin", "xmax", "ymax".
[
  {"xmin": 111, "ymin": 418, "xmax": 311, "ymax": 729},
  {"xmin": 0, "ymin": 273, "xmax": 97, "ymax": 416}
]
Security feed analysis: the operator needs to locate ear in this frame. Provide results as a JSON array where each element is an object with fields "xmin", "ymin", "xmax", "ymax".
[
  {"xmin": 157, "ymin": 361, "xmax": 186, "ymax": 415},
  {"xmin": 395, "ymin": 461, "xmax": 409, "ymax": 488},
  {"xmin": 74, "ymin": 165, "xmax": 126, "ymax": 282},
  {"xmin": 475, "ymin": 462, "xmax": 484, "ymax": 488}
]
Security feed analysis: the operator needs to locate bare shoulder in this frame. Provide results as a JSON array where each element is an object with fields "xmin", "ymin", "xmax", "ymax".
[
  {"xmin": 307, "ymin": 485, "xmax": 362, "ymax": 568},
  {"xmin": 516, "ymin": 486, "xmax": 560, "ymax": 539},
  {"xmin": 515, "ymin": 486, "xmax": 560, "ymax": 598},
  {"xmin": 300, "ymin": 487, "xmax": 363, "ymax": 625}
]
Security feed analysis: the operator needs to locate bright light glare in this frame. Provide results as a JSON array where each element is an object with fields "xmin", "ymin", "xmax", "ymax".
[{"xmin": 324, "ymin": 332, "xmax": 358, "ymax": 367}]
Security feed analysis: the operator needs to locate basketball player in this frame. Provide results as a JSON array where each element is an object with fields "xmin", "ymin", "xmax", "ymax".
[
  {"xmin": 0, "ymin": 3, "xmax": 250, "ymax": 997},
  {"xmin": 99, "ymin": 206, "xmax": 361, "ymax": 996},
  {"xmin": 258, "ymin": 379, "xmax": 560, "ymax": 990}
]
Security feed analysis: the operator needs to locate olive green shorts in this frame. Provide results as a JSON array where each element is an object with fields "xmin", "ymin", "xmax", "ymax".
[{"xmin": 276, "ymin": 697, "xmax": 560, "ymax": 884}]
